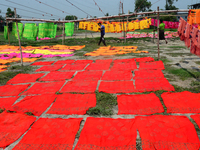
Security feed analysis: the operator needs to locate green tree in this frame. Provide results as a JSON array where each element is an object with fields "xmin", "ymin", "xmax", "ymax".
[
  {"xmin": 65, "ymin": 15, "xmax": 77, "ymax": 20},
  {"xmin": 6, "ymin": 8, "xmax": 15, "ymax": 18},
  {"xmin": 105, "ymin": 13, "xmax": 109, "ymax": 16},
  {"xmin": 165, "ymin": 0, "xmax": 179, "ymax": 10},
  {"xmin": 134, "ymin": 0, "xmax": 151, "ymax": 13}
]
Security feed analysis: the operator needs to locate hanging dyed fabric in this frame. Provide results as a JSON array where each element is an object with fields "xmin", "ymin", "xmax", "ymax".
[
  {"xmin": 4, "ymin": 26, "xmax": 8, "ymax": 40},
  {"xmin": 12, "ymin": 22, "xmax": 23, "ymax": 39},
  {"xmin": 23, "ymin": 23, "xmax": 37, "ymax": 41},
  {"xmin": 65, "ymin": 22, "xmax": 74, "ymax": 36}
]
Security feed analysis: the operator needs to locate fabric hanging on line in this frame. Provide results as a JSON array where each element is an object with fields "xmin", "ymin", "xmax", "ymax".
[
  {"xmin": 0, "ymin": 112, "xmax": 36, "ymax": 148},
  {"xmin": 47, "ymin": 93, "xmax": 96, "ymax": 115},
  {"xmin": 65, "ymin": 22, "xmax": 74, "ymax": 36},
  {"xmin": 12, "ymin": 22, "xmax": 23, "ymax": 39},
  {"xmin": 75, "ymin": 117, "xmax": 137, "ymax": 150},
  {"xmin": 23, "ymin": 23, "xmax": 38, "ymax": 41},
  {"xmin": 38, "ymin": 23, "xmax": 55, "ymax": 39},
  {"xmin": 4, "ymin": 26, "xmax": 8, "ymax": 40},
  {"xmin": 13, "ymin": 118, "xmax": 82, "ymax": 150},
  {"xmin": 135, "ymin": 115, "xmax": 200, "ymax": 150},
  {"xmin": 117, "ymin": 93, "xmax": 164, "ymax": 115}
]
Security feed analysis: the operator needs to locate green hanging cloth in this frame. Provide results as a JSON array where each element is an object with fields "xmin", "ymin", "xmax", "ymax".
[
  {"xmin": 12, "ymin": 22, "xmax": 23, "ymax": 39},
  {"xmin": 23, "ymin": 23, "xmax": 37, "ymax": 41},
  {"xmin": 53, "ymin": 24, "xmax": 57, "ymax": 38},
  {"xmin": 4, "ymin": 26, "xmax": 8, "ymax": 40},
  {"xmin": 65, "ymin": 22, "xmax": 74, "ymax": 36},
  {"xmin": 38, "ymin": 23, "xmax": 46, "ymax": 39}
]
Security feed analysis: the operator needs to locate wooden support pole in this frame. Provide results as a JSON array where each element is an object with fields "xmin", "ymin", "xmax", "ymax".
[
  {"xmin": 5, "ymin": 14, "xmax": 10, "ymax": 45},
  {"xmin": 122, "ymin": 3, "xmax": 126, "ymax": 43},
  {"xmin": 74, "ymin": 17, "xmax": 76, "ymax": 42},
  {"xmin": 157, "ymin": 7, "xmax": 160, "ymax": 60},
  {"xmin": 62, "ymin": 19, "xmax": 65, "ymax": 45},
  {"xmin": 153, "ymin": 16, "xmax": 155, "ymax": 43},
  {"xmin": 14, "ymin": 8, "xmax": 23, "ymax": 67}
]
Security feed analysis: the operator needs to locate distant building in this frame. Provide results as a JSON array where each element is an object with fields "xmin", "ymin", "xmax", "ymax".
[
  {"xmin": 176, "ymin": 12, "xmax": 188, "ymax": 21},
  {"xmin": 189, "ymin": 3, "xmax": 200, "ymax": 9}
]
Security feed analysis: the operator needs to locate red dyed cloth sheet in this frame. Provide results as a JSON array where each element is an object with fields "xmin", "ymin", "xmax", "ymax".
[
  {"xmin": 74, "ymin": 60, "xmax": 93, "ymax": 64},
  {"xmin": 117, "ymin": 93, "xmax": 164, "ymax": 115},
  {"xmin": 61, "ymin": 63, "xmax": 88, "ymax": 71},
  {"xmin": 60, "ymin": 80, "xmax": 98, "ymax": 93},
  {"xmin": 47, "ymin": 94, "xmax": 96, "ymax": 115},
  {"xmin": 135, "ymin": 115, "xmax": 199, "ymax": 150},
  {"xmin": 0, "ymin": 84, "xmax": 30, "ymax": 96},
  {"xmin": 13, "ymin": 118, "xmax": 82, "ymax": 150},
  {"xmin": 135, "ymin": 57, "xmax": 154, "ymax": 62},
  {"xmin": 35, "ymin": 65, "xmax": 64, "ymax": 72},
  {"xmin": 139, "ymin": 60, "xmax": 165, "ymax": 70},
  {"xmin": 191, "ymin": 115, "xmax": 200, "ymax": 128},
  {"xmin": 101, "ymin": 70, "xmax": 133, "ymax": 81},
  {"xmin": 0, "ymin": 112, "xmax": 36, "ymax": 148},
  {"xmin": 72, "ymin": 71, "xmax": 103, "ymax": 81},
  {"xmin": 113, "ymin": 58, "xmax": 135, "ymax": 63},
  {"xmin": 95, "ymin": 59, "xmax": 113, "ymax": 64},
  {"xmin": 22, "ymin": 82, "xmax": 65, "ymax": 95},
  {"xmin": 0, "ymin": 97, "xmax": 19, "ymax": 109},
  {"xmin": 6, "ymin": 73, "xmax": 45, "ymax": 84},
  {"xmin": 135, "ymin": 79, "xmax": 175, "ymax": 92},
  {"xmin": 31, "ymin": 61, "xmax": 54, "ymax": 66},
  {"xmin": 10, "ymin": 94, "xmax": 57, "ymax": 116},
  {"xmin": 161, "ymin": 91, "xmax": 200, "ymax": 113},
  {"xmin": 75, "ymin": 117, "xmax": 137, "ymax": 150},
  {"xmin": 39, "ymin": 71, "xmax": 75, "ymax": 81},
  {"xmin": 99, "ymin": 81, "xmax": 135, "ymax": 93},
  {"xmin": 133, "ymin": 70, "xmax": 165, "ymax": 79},
  {"xmin": 111, "ymin": 61, "xmax": 137, "ymax": 70},
  {"xmin": 54, "ymin": 60, "xmax": 75, "ymax": 65},
  {"xmin": 86, "ymin": 62, "xmax": 111, "ymax": 70}
]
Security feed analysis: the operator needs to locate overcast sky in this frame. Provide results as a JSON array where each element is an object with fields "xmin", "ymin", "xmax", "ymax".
[{"xmin": 0, "ymin": 0, "xmax": 198, "ymax": 20}]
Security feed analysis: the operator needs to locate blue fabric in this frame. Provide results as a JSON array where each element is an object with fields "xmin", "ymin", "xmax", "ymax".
[{"xmin": 101, "ymin": 25, "xmax": 105, "ymax": 36}]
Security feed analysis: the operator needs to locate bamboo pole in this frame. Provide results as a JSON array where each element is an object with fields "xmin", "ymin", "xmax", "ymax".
[
  {"xmin": 5, "ymin": 14, "xmax": 10, "ymax": 45},
  {"xmin": 14, "ymin": 8, "xmax": 23, "ymax": 67},
  {"xmin": 6, "ymin": 9, "xmax": 189, "ymax": 23},
  {"xmin": 153, "ymin": 17, "xmax": 155, "ymax": 43},
  {"xmin": 122, "ymin": 3, "xmax": 126, "ymax": 43},
  {"xmin": 62, "ymin": 19, "xmax": 65, "ymax": 45},
  {"xmin": 157, "ymin": 7, "xmax": 160, "ymax": 60},
  {"xmin": 74, "ymin": 16, "xmax": 76, "ymax": 42}
]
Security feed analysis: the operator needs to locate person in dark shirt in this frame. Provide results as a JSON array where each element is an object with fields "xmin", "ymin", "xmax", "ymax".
[
  {"xmin": 159, "ymin": 19, "xmax": 168, "ymax": 44},
  {"xmin": 98, "ymin": 22, "xmax": 106, "ymax": 46}
]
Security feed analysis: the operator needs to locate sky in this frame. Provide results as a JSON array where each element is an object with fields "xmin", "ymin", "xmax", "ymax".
[{"xmin": 0, "ymin": 0, "xmax": 198, "ymax": 20}]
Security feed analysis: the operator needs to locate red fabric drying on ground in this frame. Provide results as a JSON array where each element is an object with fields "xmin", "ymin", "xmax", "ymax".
[
  {"xmin": 7, "ymin": 73, "xmax": 45, "ymax": 84},
  {"xmin": 35, "ymin": 65, "xmax": 64, "ymax": 72},
  {"xmin": 135, "ymin": 79, "xmax": 175, "ymax": 92},
  {"xmin": 54, "ymin": 60, "xmax": 75, "ymax": 65},
  {"xmin": 99, "ymin": 81, "xmax": 135, "ymax": 93},
  {"xmin": 74, "ymin": 60, "xmax": 93, "ymax": 64},
  {"xmin": 60, "ymin": 80, "xmax": 98, "ymax": 93},
  {"xmin": 0, "ymin": 97, "xmax": 19, "ymax": 109},
  {"xmin": 22, "ymin": 82, "xmax": 65, "ymax": 95},
  {"xmin": 0, "ymin": 84, "xmax": 30, "ymax": 96},
  {"xmin": 95, "ymin": 59, "xmax": 113, "ymax": 64},
  {"xmin": 113, "ymin": 58, "xmax": 135, "ymax": 63},
  {"xmin": 133, "ymin": 70, "xmax": 165, "ymax": 79},
  {"xmin": 39, "ymin": 71, "xmax": 75, "ymax": 81},
  {"xmin": 61, "ymin": 63, "xmax": 88, "ymax": 71},
  {"xmin": 161, "ymin": 91, "xmax": 200, "ymax": 113},
  {"xmin": 86, "ymin": 62, "xmax": 111, "ymax": 70},
  {"xmin": 13, "ymin": 118, "xmax": 82, "ymax": 150},
  {"xmin": 135, "ymin": 57, "xmax": 154, "ymax": 62},
  {"xmin": 139, "ymin": 60, "xmax": 165, "ymax": 70},
  {"xmin": 0, "ymin": 112, "xmax": 36, "ymax": 148},
  {"xmin": 75, "ymin": 117, "xmax": 137, "ymax": 150},
  {"xmin": 117, "ymin": 93, "xmax": 164, "ymax": 115},
  {"xmin": 135, "ymin": 115, "xmax": 200, "ymax": 150},
  {"xmin": 47, "ymin": 94, "xmax": 96, "ymax": 115},
  {"xmin": 31, "ymin": 61, "xmax": 54, "ymax": 66},
  {"xmin": 10, "ymin": 94, "xmax": 57, "ymax": 116},
  {"xmin": 72, "ymin": 71, "xmax": 103, "ymax": 81},
  {"xmin": 111, "ymin": 61, "xmax": 137, "ymax": 70},
  {"xmin": 191, "ymin": 115, "xmax": 200, "ymax": 128},
  {"xmin": 101, "ymin": 70, "xmax": 133, "ymax": 81}
]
